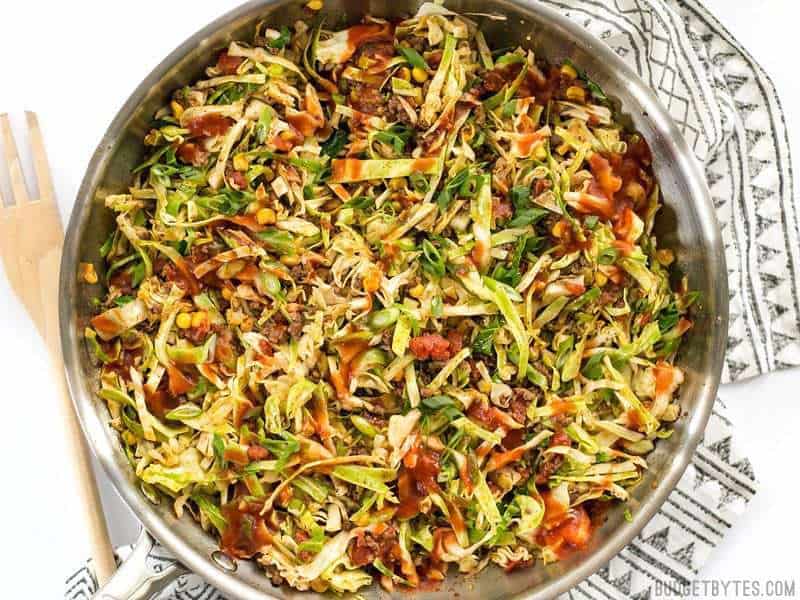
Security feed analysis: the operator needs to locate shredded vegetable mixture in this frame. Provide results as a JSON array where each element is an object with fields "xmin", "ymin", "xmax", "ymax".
[{"xmin": 86, "ymin": 3, "xmax": 697, "ymax": 592}]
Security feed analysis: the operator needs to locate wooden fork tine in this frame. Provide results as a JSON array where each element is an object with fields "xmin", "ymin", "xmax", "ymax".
[
  {"xmin": 0, "ymin": 203, "xmax": 25, "ymax": 306},
  {"xmin": 0, "ymin": 114, "xmax": 31, "ymax": 205},
  {"xmin": 25, "ymin": 111, "xmax": 57, "ymax": 206}
]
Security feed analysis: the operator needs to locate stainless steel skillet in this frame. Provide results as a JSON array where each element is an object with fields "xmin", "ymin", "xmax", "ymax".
[{"xmin": 60, "ymin": 1, "xmax": 727, "ymax": 598}]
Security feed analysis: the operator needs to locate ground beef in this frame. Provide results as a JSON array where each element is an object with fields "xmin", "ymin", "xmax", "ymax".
[
  {"xmin": 349, "ymin": 83, "xmax": 385, "ymax": 115},
  {"xmin": 509, "ymin": 387, "xmax": 540, "ymax": 424},
  {"xmin": 183, "ymin": 318, "xmax": 211, "ymax": 345},
  {"xmin": 290, "ymin": 262, "xmax": 309, "ymax": 284},
  {"xmin": 348, "ymin": 526, "xmax": 401, "ymax": 568},
  {"xmin": 287, "ymin": 309, "xmax": 304, "ymax": 338},
  {"xmin": 481, "ymin": 69, "xmax": 506, "ymax": 94},
  {"xmin": 535, "ymin": 429, "xmax": 571, "ymax": 484},
  {"xmin": 265, "ymin": 320, "xmax": 289, "ymax": 345},
  {"xmin": 386, "ymin": 96, "xmax": 413, "ymax": 125},
  {"xmin": 465, "ymin": 359, "xmax": 482, "ymax": 384},
  {"xmin": 426, "ymin": 49, "xmax": 443, "ymax": 68},
  {"xmin": 534, "ymin": 178, "xmax": 552, "ymax": 196},
  {"xmin": 599, "ymin": 283, "xmax": 623, "ymax": 306},
  {"xmin": 108, "ymin": 269, "xmax": 134, "ymax": 296},
  {"xmin": 213, "ymin": 326, "xmax": 238, "ymax": 366},
  {"xmin": 492, "ymin": 197, "xmax": 513, "ymax": 221},
  {"xmin": 446, "ymin": 329, "xmax": 463, "ymax": 353},
  {"xmin": 356, "ymin": 41, "xmax": 395, "ymax": 65}
]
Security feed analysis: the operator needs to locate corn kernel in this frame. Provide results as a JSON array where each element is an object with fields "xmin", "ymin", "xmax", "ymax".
[
  {"xmin": 256, "ymin": 207, "xmax": 277, "ymax": 225},
  {"xmin": 79, "ymin": 262, "xmax": 98, "ymax": 284},
  {"xmin": 122, "ymin": 431, "xmax": 137, "ymax": 445},
  {"xmin": 560, "ymin": 63, "xmax": 578, "ymax": 80},
  {"xmin": 226, "ymin": 310, "xmax": 244, "ymax": 327},
  {"xmin": 255, "ymin": 183, "xmax": 269, "ymax": 203},
  {"xmin": 191, "ymin": 311, "xmax": 207, "ymax": 328},
  {"xmin": 534, "ymin": 144, "xmax": 547, "ymax": 161},
  {"xmin": 306, "ymin": 0, "xmax": 323, "ymax": 10},
  {"xmin": 565, "ymin": 86, "xmax": 586, "ymax": 103},
  {"xmin": 280, "ymin": 129, "xmax": 294, "ymax": 140},
  {"xmin": 389, "ymin": 177, "xmax": 406, "ymax": 191},
  {"xmin": 281, "ymin": 254, "xmax": 301, "ymax": 267},
  {"xmin": 409, "ymin": 283, "xmax": 425, "ymax": 299},
  {"xmin": 176, "ymin": 312, "xmax": 192, "ymax": 329},
  {"xmin": 170, "ymin": 100, "xmax": 184, "ymax": 119},
  {"xmin": 233, "ymin": 153, "xmax": 249, "ymax": 172},
  {"xmin": 656, "ymin": 248, "xmax": 675, "ymax": 266},
  {"xmin": 363, "ymin": 266, "xmax": 382, "ymax": 293},
  {"xmin": 240, "ymin": 316, "xmax": 254, "ymax": 332},
  {"xmin": 397, "ymin": 66, "xmax": 411, "ymax": 81},
  {"xmin": 266, "ymin": 64, "xmax": 284, "ymax": 78},
  {"xmin": 357, "ymin": 54, "xmax": 372, "ymax": 70},
  {"xmin": 411, "ymin": 67, "xmax": 428, "ymax": 83},
  {"xmin": 551, "ymin": 219, "xmax": 569, "ymax": 238},
  {"xmin": 595, "ymin": 271, "xmax": 608, "ymax": 287},
  {"xmin": 221, "ymin": 287, "xmax": 234, "ymax": 301},
  {"xmin": 477, "ymin": 380, "xmax": 492, "ymax": 394}
]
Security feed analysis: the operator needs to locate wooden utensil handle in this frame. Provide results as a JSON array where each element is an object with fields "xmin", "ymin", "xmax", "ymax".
[{"xmin": 40, "ymin": 248, "xmax": 117, "ymax": 585}]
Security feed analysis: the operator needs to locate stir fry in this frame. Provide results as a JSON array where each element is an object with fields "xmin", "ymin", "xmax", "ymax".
[{"xmin": 85, "ymin": 3, "xmax": 696, "ymax": 592}]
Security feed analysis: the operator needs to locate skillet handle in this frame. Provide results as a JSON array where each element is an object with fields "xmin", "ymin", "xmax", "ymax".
[{"xmin": 92, "ymin": 529, "xmax": 189, "ymax": 600}]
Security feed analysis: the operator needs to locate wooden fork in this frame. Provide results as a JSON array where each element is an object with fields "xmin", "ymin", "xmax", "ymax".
[{"xmin": 0, "ymin": 113, "xmax": 117, "ymax": 586}]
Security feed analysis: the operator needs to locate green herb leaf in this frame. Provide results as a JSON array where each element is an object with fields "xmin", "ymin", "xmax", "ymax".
[
  {"xmin": 508, "ymin": 207, "xmax": 548, "ymax": 228},
  {"xmin": 422, "ymin": 395, "xmax": 455, "ymax": 410},
  {"xmin": 261, "ymin": 431, "xmax": 300, "ymax": 471},
  {"xmin": 321, "ymin": 127, "xmax": 349, "ymax": 158},
  {"xmin": 267, "ymin": 25, "xmax": 291, "ymax": 49},
  {"xmin": 472, "ymin": 318, "xmax": 500, "ymax": 355},
  {"xmin": 256, "ymin": 228, "xmax": 296, "ymax": 255},
  {"xmin": 397, "ymin": 45, "xmax": 428, "ymax": 70},
  {"xmin": 420, "ymin": 239, "xmax": 446, "ymax": 279}
]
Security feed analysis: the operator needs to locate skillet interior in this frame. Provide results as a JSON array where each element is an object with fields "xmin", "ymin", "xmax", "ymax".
[{"xmin": 60, "ymin": 1, "xmax": 727, "ymax": 598}]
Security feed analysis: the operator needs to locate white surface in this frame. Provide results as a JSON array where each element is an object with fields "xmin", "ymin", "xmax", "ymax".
[{"xmin": 0, "ymin": 1, "xmax": 798, "ymax": 597}]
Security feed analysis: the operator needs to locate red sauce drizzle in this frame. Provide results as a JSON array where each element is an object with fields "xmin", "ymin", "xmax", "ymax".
[
  {"xmin": 535, "ymin": 504, "xmax": 592, "ymax": 559},
  {"xmin": 341, "ymin": 23, "xmax": 394, "ymax": 63},
  {"xmin": 331, "ymin": 338, "xmax": 369, "ymax": 399},
  {"xmin": 167, "ymin": 364, "xmax": 194, "ymax": 397},
  {"xmin": 396, "ymin": 443, "xmax": 441, "ymax": 519},
  {"xmin": 220, "ymin": 500, "xmax": 273, "ymax": 559}
]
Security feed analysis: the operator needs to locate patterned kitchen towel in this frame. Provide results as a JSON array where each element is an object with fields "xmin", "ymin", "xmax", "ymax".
[{"xmin": 66, "ymin": 0, "xmax": 794, "ymax": 598}]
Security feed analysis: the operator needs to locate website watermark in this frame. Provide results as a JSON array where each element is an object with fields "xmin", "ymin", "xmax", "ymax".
[{"xmin": 654, "ymin": 579, "xmax": 797, "ymax": 598}]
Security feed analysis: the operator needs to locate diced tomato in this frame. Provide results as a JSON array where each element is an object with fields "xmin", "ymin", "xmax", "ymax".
[
  {"xmin": 216, "ymin": 51, "xmax": 244, "ymax": 75},
  {"xmin": 176, "ymin": 142, "xmax": 209, "ymax": 166},
  {"xmin": 409, "ymin": 333, "xmax": 454, "ymax": 361},
  {"xmin": 228, "ymin": 170, "xmax": 248, "ymax": 190},
  {"xmin": 186, "ymin": 114, "xmax": 234, "ymax": 138},
  {"xmin": 247, "ymin": 444, "xmax": 270, "ymax": 461}
]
